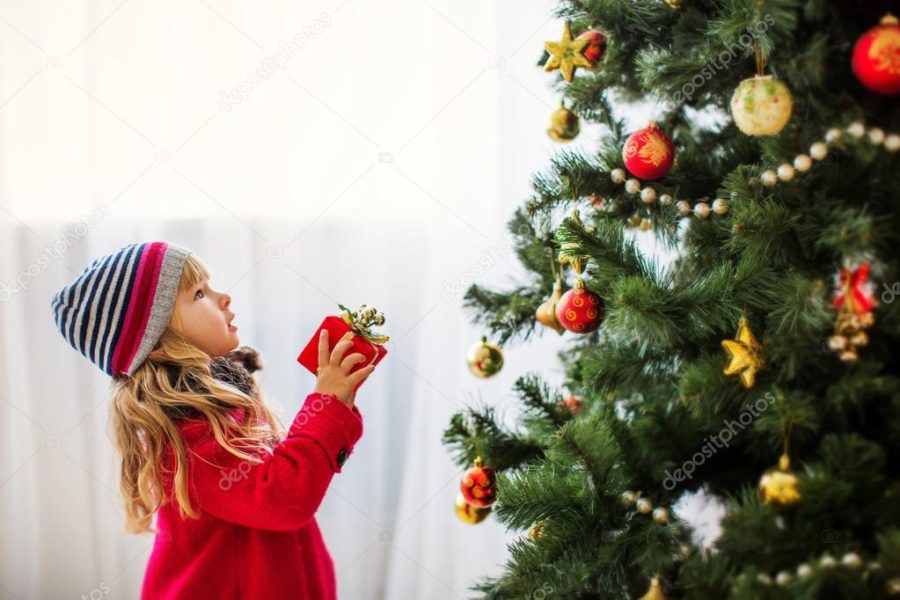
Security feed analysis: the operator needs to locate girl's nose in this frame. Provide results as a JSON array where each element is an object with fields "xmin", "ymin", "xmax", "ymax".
[{"xmin": 220, "ymin": 293, "xmax": 231, "ymax": 309}]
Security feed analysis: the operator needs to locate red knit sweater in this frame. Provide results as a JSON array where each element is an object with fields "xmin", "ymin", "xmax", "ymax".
[{"xmin": 141, "ymin": 392, "xmax": 364, "ymax": 599}]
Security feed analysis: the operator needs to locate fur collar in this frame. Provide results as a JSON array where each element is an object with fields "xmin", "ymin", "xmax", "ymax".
[
  {"xmin": 210, "ymin": 345, "xmax": 262, "ymax": 399},
  {"xmin": 164, "ymin": 346, "xmax": 264, "ymax": 418}
]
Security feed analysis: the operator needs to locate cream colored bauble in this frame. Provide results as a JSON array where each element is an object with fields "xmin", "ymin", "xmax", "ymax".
[{"xmin": 730, "ymin": 75, "xmax": 793, "ymax": 136}]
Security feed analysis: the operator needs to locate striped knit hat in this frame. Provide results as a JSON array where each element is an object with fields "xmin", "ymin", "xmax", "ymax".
[{"xmin": 51, "ymin": 241, "xmax": 193, "ymax": 377}]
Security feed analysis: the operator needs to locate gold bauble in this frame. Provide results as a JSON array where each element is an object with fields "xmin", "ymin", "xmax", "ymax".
[
  {"xmin": 528, "ymin": 523, "xmax": 544, "ymax": 541},
  {"xmin": 547, "ymin": 104, "xmax": 580, "ymax": 143},
  {"xmin": 663, "ymin": 0, "xmax": 682, "ymax": 7},
  {"xmin": 466, "ymin": 336, "xmax": 504, "ymax": 378},
  {"xmin": 535, "ymin": 278, "xmax": 566, "ymax": 334},
  {"xmin": 759, "ymin": 453, "xmax": 801, "ymax": 507},
  {"xmin": 639, "ymin": 576, "xmax": 668, "ymax": 600},
  {"xmin": 454, "ymin": 491, "xmax": 491, "ymax": 524}
]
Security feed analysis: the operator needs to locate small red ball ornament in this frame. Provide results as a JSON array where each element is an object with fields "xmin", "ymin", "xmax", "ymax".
[
  {"xmin": 577, "ymin": 30, "xmax": 606, "ymax": 67},
  {"xmin": 852, "ymin": 13, "xmax": 900, "ymax": 96},
  {"xmin": 557, "ymin": 394, "xmax": 584, "ymax": 416},
  {"xmin": 622, "ymin": 122, "xmax": 675, "ymax": 180},
  {"xmin": 555, "ymin": 277, "xmax": 604, "ymax": 334},
  {"xmin": 460, "ymin": 456, "xmax": 497, "ymax": 508}
]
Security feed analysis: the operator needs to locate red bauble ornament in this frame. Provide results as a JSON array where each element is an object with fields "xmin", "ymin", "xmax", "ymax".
[
  {"xmin": 622, "ymin": 122, "xmax": 675, "ymax": 180},
  {"xmin": 460, "ymin": 457, "xmax": 497, "ymax": 508},
  {"xmin": 557, "ymin": 394, "xmax": 584, "ymax": 416},
  {"xmin": 577, "ymin": 30, "xmax": 606, "ymax": 67},
  {"xmin": 852, "ymin": 13, "xmax": 900, "ymax": 96},
  {"xmin": 555, "ymin": 278, "xmax": 604, "ymax": 334}
]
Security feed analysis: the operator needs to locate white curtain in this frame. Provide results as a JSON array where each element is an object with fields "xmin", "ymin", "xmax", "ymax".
[
  {"xmin": 0, "ymin": 0, "xmax": 603, "ymax": 598},
  {"xmin": 1, "ymin": 1, "xmax": 717, "ymax": 597}
]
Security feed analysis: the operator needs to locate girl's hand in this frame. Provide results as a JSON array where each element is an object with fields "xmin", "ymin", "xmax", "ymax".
[{"xmin": 312, "ymin": 330, "xmax": 376, "ymax": 406}]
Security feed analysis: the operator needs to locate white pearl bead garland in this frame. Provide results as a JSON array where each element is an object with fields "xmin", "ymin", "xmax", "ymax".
[
  {"xmin": 596, "ymin": 121, "xmax": 897, "ymax": 227},
  {"xmin": 625, "ymin": 178, "xmax": 641, "ymax": 194},
  {"xmin": 842, "ymin": 552, "xmax": 862, "ymax": 568},
  {"xmin": 847, "ymin": 121, "xmax": 865, "ymax": 138},
  {"xmin": 810, "ymin": 142, "xmax": 828, "ymax": 160},
  {"xmin": 777, "ymin": 164, "xmax": 795, "ymax": 181},
  {"xmin": 793, "ymin": 154, "xmax": 812, "ymax": 172},
  {"xmin": 775, "ymin": 571, "xmax": 792, "ymax": 586},
  {"xmin": 750, "ymin": 552, "xmax": 881, "ymax": 590},
  {"xmin": 885, "ymin": 134, "xmax": 900, "ymax": 152}
]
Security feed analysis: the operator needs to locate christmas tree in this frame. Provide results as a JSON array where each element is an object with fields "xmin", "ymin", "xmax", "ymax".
[{"xmin": 444, "ymin": 1, "xmax": 900, "ymax": 598}]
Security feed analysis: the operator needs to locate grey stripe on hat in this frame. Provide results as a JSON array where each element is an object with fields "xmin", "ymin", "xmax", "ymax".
[{"xmin": 126, "ymin": 243, "xmax": 192, "ymax": 376}]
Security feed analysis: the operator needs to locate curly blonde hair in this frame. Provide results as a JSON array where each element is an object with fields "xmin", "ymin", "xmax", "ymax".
[{"xmin": 108, "ymin": 254, "xmax": 284, "ymax": 534}]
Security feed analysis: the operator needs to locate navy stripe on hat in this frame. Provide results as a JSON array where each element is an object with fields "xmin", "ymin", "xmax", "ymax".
[{"xmin": 51, "ymin": 241, "xmax": 192, "ymax": 377}]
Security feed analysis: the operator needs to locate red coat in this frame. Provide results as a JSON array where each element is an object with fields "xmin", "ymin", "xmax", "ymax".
[{"xmin": 141, "ymin": 392, "xmax": 364, "ymax": 599}]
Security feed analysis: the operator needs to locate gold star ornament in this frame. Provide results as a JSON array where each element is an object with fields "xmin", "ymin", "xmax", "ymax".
[
  {"xmin": 544, "ymin": 22, "xmax": 593, "ymax": 82},
  {"xmin": 721, "ymin": 316, "xmax": 764, "ymax": 389}
]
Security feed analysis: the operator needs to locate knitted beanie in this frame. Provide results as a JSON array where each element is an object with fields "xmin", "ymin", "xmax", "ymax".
[{"xmin": 51, "ymin": 241, "xmax": 193, "ymax": 377}]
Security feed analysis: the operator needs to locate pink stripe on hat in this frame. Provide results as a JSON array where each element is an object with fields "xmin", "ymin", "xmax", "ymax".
[{"xmin": 111, "ymin": 242, "xmax": 166, "ymax": 375}]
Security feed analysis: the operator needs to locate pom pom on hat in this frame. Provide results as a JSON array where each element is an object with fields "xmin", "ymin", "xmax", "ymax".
[{"xmin": 51, "ymin": 241, "xmax": 192, "ymax": 377}]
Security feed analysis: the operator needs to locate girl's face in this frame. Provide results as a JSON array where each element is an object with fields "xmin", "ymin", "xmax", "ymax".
[{"xmin": 173, "ymin": 277, "xmax": 240, "ymax": 357}]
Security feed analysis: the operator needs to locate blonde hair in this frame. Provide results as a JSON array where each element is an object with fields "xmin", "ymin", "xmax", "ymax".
[{"xmin": 108, "ymin": 254, "xmax": 284, "ymax": 534}]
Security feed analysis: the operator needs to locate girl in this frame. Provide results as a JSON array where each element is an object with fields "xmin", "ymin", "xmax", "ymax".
[{"xmin": 51, "ymin": 240, "xmax": 376, "ymax": 599}]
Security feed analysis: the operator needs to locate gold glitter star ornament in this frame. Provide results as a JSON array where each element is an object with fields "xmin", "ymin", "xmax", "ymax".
[
  {"xmin": 544, "ymin": 22, "xmax": 593, "ymax": 82},
  {"xmin": 721, "ymin": 316, "xmax": 764, "ymax": 389}
]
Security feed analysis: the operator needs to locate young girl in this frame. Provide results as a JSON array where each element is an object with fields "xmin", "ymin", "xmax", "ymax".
[{"xmin": 51, "ymin": 240, "xmax": 376, "ymax": 599}]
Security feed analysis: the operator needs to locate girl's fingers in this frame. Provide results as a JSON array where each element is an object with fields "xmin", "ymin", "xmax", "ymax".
[
  {"xmin": 329, "ymin": 333, "xmax": 355, "ymax": 366},
  {"xmin": 317, "ymin": 329, "xmax": 329, "ymax": 372},
  {"xmin": 348, "ymin": 364, "xmax": 376, "ymax": 386},
  {"xmin": 340, "ymin": 353, "xmax": 366, "ymax": 372}
]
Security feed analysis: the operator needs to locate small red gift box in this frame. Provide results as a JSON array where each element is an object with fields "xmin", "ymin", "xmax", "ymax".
[{"xmin": 297, "ymin": 305, "xmax": 388, "ymax": 392}]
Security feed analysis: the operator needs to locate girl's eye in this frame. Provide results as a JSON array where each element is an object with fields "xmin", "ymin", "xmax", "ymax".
[{"xmin": 194, "ymin": 289, "xmax": 205, "ymax": 300}]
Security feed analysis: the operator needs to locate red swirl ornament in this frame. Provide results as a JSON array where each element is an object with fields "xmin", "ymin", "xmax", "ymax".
[
  {"xmin": 852, "ymin": 13, "xmax": 900, "ymax": 96},
  {"xmin": 460, "ymin": 456, "xmax": 497, "ymax": 508},
  {"xmin": 577, "ymin": 30, "xmax": 606, "ymax": 67},
  {"xmin": 555, "ymin": 278, "xmax": 605, "ymax": 334},
  {"xmin": 622, "ymin": 122, "xmax": 675, "ymax": 180}
]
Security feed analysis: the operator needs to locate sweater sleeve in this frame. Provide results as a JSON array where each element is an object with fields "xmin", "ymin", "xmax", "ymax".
[{"xmin": 179, "ymin": 392, "xmax": 363, "ymax": 531}]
